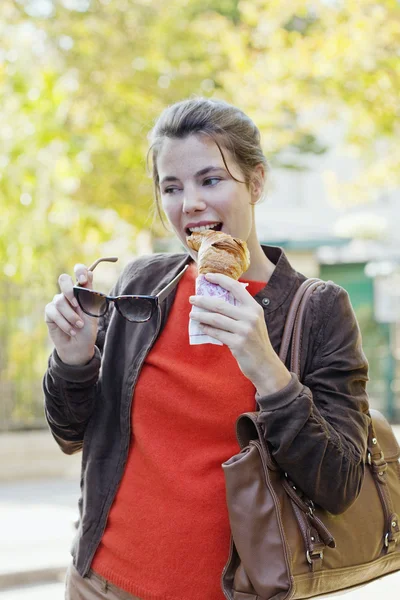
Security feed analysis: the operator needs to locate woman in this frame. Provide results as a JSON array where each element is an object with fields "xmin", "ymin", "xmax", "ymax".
[{"xmin": 43, "ymin": 97, "xmax": 370, "ymax": 600}]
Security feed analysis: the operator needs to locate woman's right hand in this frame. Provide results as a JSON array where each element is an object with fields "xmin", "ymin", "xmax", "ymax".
[{"xmin": 44, "ymin": 264, "xmax": 99, "ymax": 366}]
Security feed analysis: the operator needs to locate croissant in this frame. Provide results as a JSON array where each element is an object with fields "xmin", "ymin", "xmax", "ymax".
[{"xmin": 187, "ymin": 230, "xmax": 250, "ymax": 280}]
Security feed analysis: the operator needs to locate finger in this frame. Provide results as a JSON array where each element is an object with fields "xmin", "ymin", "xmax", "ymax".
[
  {"xmin": 45, "ymin": 303, "xmax": 84, "ymax": 337},
  {"xmin": 52, "ymin": 294, "xmax": 85, "ymax": 327},
  {"xmin": 198, "ymin": 323, "xmax": 236, "ymax": 346},
  {"xmin": 189, "ymin": 295, "xmax": 243, "ymax": 319},
  {"xmin": 73, "ymin": 264, "xmax": 94, "ymax": 289},
  {"xmin": 58, "ymin": 273, "xmax": 79, "ymax": 308},
  {"xmin": 190, "ymin": 308, "xmax": 242, "ymax": 333},
  {"xmin": 204, "ymin": 273, "xmax": 252, "ymax": 304}
]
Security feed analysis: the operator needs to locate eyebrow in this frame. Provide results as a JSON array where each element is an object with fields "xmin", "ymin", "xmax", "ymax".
[{"xmin": 160, "ymin": 166, "xmax": 225, "ymax": 185}]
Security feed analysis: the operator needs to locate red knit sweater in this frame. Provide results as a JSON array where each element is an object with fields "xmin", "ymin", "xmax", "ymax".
[{"xmin": 92, "ymin": 263, "xmax": 266, "ymax": 600}]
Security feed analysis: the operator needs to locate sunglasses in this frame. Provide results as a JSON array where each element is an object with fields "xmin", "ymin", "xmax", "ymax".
[{"xmin": 73, "ymin": 257, "xmax": 188, "ymax": 323}]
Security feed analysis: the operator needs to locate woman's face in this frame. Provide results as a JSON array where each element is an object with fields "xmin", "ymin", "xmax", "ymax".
[{"xmin": 157, "ymin": 134, "xmax": 261, "ymax": 260}]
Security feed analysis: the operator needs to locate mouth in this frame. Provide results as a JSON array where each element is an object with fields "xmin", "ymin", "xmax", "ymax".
[{"xmin": 185, "ymin": 222, "xmax": 223, "ymax": 236}]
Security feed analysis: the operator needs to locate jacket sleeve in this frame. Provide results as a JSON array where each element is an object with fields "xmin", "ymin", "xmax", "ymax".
[
  {"xmin": 256, "ymin": 285, "xmax": 370, "ymax": 514},
  {"xmin": 43, "ymin": 348, "xmax": 102, "ymax": 454},
  {"xmin": 43, "ymin": 297, "xmax": 113, "ymax": 455},
  {"xmin": 42, "ymin": 254, "xmax": 161, "ymax": 454}
]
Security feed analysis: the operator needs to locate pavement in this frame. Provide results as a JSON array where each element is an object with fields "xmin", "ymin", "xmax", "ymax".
[
  {"xmin": 1, "ymin": 429, "xmax": 400, "ymax": 599},
  {"xmin": 0, "ymin": 582, "xmax": 65, "ymax": 599},
  {"xmin": 0, "ymin": 478, "xmax": 79, "ymax": 595}
]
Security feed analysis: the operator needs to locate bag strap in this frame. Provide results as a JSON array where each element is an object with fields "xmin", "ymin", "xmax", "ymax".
[{"xmin": 279, "ymin": 278, "xmax": 323, "ymax": 373}]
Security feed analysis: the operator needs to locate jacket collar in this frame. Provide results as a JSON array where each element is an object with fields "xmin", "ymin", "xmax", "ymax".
[{"xmin": 253, "ymin": 245, "xmax": 300, "ymax": 314}]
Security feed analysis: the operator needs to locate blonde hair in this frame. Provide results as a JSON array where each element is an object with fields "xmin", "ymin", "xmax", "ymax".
[{"xmin": 148, "ymin": 97, "xmax": 269, "ymax": 221}]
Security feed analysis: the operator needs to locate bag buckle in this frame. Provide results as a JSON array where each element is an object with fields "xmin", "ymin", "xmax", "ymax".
[
  {"xmin": 367, "ymin": 450, "xmax": 384, "ymax": 466},
  {"xmin": 384, "ymin": 532, "xmax": 397, "ymax": 552},
  {"xmin": 306, "ymin": 550, "xmax": 324, "ymax": 565}
]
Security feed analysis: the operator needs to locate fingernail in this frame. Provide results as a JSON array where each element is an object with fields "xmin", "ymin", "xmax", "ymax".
[
  {"xmin": 189, "ymin": 296, "xmax": 195, "ymax": 303},
  {"xmin": 79, "ymin": 275, "xmax": 86, "ymax": 284},
  {"xmin": 76, "ymin": 320, "xmax": 84, "ymax": 328},
  {"xmin": 70, "ymin": 329, "xmax": 76, "ymax": 336},
  {"xmin": 72, "ymin": 298, "xmax": 79, "ymax": 308}
]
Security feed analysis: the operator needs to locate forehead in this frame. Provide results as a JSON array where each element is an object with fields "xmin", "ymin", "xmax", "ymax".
[{"xmin": 157, "ymin": 134, "xmax": 236, "ymax": 178}]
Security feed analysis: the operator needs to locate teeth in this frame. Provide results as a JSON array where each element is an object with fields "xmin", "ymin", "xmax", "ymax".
[{"xmin": 188, "ymin": 223, "xmax": 220, "ymax": 233}]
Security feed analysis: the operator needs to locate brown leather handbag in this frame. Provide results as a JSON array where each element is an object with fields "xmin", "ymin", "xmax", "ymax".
[{"xmin": 222, "ymin": 279, "xmax": 400, "ymax": 599}]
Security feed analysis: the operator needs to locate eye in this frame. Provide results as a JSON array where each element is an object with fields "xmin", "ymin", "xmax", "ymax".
[
  {"xmin": 163, "ymin": 186, "xmax": 181, "ymax": 195},
  {"xmin": 203, "ymin": 177, "xmax": 221, "ymax": 186}
]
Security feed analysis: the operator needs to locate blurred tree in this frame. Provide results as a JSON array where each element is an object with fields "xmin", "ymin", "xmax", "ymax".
[
  {"xmin": 0, "ymin": 0, "xmax": 231, "ymax": 426},
  {"xmin": 2, "ymin": 0, "xmax": 399, "ymax": 281},
  {"xmin": 209, "ymin": 0, "xmax": 400, "ymax": 202},
  {"xmin": 0, "ymin": 0, "xmax": 226, "ymax": 288}
]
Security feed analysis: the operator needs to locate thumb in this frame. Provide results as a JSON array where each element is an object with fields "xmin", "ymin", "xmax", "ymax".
[{"xmin": 74, "ymin": 264, "xmax": 94, "ymax": 290}]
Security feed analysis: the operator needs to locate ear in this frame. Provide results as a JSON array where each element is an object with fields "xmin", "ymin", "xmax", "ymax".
[{"xmin": 250, "ymin": 163, "xmax": 265, "ymax": 203}]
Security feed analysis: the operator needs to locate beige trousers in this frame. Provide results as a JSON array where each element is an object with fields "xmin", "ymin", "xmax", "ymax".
[{"xmin": 65, "ymin": 563, "xmax": 142, "ymax": 600}]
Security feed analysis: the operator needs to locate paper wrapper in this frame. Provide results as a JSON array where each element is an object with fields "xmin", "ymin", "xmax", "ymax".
[{"xmin": 189, "ymin": 275, "xmax": 247, "ymax": 346}]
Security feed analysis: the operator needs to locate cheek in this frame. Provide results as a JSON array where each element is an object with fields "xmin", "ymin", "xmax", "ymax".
[
  {"xmin": 213, "ymin": 194, "xmax": 233, "ymax": 215},
  {"xmin": 161, "ymin": 200, "xmax": 182, "ymax": 227},
  {"xmin": 160, "ymin": 197, "xmax": 174, "ymax": 217},
  {"xmin": 218, "ymin": 195, "xmax": 250, "ymax": 223}
]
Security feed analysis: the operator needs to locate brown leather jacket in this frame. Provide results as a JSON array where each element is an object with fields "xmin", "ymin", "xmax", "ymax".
[{"xmin": 43, "ymin": 246, "xmax": 370, "ymax": 578}]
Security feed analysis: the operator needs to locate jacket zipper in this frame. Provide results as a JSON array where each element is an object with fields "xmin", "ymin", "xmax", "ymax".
[{"xmin": 83, "ymin": 305, "xmax": 163, "ymax": 576}]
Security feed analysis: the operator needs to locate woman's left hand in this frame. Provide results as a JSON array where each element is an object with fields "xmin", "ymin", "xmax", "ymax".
[{"xmin": 189, "ymin": 272, "xmax": 291, "ymax": 395}]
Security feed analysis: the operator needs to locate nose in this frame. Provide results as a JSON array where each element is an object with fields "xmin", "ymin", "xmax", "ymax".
[{"xmin": 182, "ymin": 186, "xmax": 206, "ymax": 214}]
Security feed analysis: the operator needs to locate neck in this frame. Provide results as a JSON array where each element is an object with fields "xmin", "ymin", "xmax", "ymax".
[{"xmin": 244, "ymin": 236, "xmax": 275, "ymax": 282}]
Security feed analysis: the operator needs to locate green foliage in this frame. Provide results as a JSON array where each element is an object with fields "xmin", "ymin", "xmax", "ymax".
[
  {"xmin": 356, "ymin": 305, "xmax": 391, "ymax": 387},
  {"xmin": 215, "ymin": 0, "xmax": 400, "ymax": 200}
]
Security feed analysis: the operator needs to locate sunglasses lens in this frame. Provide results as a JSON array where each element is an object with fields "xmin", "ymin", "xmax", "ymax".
[
  {"xmin": 77, "ymin": 288, "xmax": 108, "ymax": 317},
  {"xmin": 118, "ymin": 298, "xmax": 154, "ymax": 322}
]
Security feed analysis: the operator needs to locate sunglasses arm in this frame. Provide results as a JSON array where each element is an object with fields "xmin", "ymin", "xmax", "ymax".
[
  {"xmin": 88, "ymin": 257, "xmax": 118, "ymax": 272},
  {"xmin": 156, "ymin": 265, "xmax": 189, "ymax": 304},
  {"xmin": 75, "ymin": 257, "xmax": 119, "ymax": 287}
]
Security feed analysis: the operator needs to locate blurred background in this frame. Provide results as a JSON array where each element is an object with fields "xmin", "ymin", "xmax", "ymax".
[{"xmin": 1, "ymin": 0, "xmax": 400, "ymax": 598}]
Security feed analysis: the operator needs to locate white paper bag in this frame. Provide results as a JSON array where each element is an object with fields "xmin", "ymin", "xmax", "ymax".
[{"xmin": 189, "ymin": 275, "xmax": 246, "ymax": 346}]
